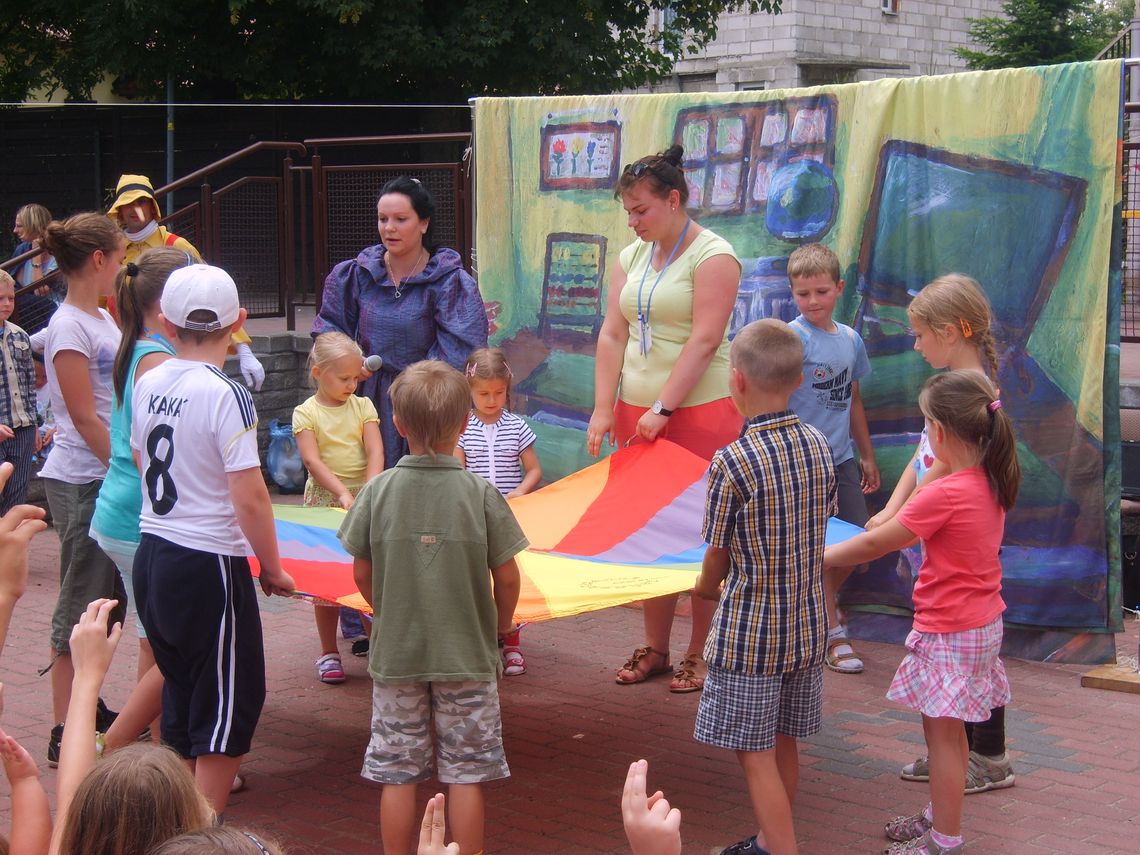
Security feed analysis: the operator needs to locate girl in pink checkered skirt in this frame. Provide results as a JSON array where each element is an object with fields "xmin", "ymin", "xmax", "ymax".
[{"xmin": 823, "ymin": 370, "xmax": 1020, "ymax": 855}]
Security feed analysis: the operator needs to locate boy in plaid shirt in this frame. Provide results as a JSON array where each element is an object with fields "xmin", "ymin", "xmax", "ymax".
[
  {"xmin": 693, "ymin": 319, "xmax": 837, "ymax": 855},
  {"xmin": 0, "ymin": 271, "xmax": 37, "ymax": 514}
]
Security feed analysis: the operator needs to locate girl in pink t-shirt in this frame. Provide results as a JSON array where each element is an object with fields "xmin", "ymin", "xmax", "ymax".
[{"xmin": 823, "ymin": 370, "xmax": 1020, "ymax": 855}]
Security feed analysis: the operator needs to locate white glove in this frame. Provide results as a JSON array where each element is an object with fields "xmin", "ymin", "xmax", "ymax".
[
  {"xmin": 235, "ymin": 343, "xmax": 266, "ymax": 391},
  {"xmin": 29, "ymin": 328, "xmax": 47, "ymax": 354}
]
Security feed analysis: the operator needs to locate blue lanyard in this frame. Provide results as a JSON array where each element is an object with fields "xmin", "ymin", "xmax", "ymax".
[{"xmin": 636, "ymin": 218, "xmax": 691, "ymax": 324}]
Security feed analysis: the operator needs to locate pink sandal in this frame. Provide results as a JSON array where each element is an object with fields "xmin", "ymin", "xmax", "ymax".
[{"xmin": 500, "ymin": 627, "xmax": 526, "ymax": 676}]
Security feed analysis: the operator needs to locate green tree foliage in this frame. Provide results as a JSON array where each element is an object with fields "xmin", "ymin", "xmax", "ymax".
[
  {"xmin": 956, "ymin": 0, "xmax": 1135, "ymax": 69},
  {"xmin": 0, "ymin": 0, "xmax": 782, "ymax": 103}
]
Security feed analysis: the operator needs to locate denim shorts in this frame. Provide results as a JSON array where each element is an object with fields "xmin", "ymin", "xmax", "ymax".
[{"xmin": 45, "ymin": 478, "xmax": 126, "ymax": 652}]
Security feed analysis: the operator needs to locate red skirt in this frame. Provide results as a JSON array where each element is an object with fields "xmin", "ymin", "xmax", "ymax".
[{"xmin": 613, "ymin": 397, "xmax": 743, "ymax": 461}]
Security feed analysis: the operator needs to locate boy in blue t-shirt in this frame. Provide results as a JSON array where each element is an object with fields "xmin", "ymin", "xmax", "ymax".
[{"xmin": 786, "ymin": 243, "xmax": 879, "ymax": 676}]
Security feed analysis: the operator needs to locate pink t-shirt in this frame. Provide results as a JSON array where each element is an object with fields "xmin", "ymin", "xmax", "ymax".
[{"xmin": 896, "ymin": 466, "xmax": 1006, "ymax": 633}]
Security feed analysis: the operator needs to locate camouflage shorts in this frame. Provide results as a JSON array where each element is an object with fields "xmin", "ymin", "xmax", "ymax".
[{"xmin": 361, "ymin": 680, "xmax": 510, "ymax": 785}]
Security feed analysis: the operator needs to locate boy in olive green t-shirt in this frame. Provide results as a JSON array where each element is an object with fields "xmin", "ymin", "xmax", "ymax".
[{"xmin": 338, "ymin": 359, "xmax": 526, "ymax": 855}]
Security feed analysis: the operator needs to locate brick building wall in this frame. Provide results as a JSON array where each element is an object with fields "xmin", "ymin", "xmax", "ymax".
[{"xmin": 643, "ymin": 0, "xmax": 1006, "ymax": 93}]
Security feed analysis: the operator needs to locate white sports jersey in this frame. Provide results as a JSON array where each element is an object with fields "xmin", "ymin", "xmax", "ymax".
[{"xmin": 131, "ymin": 358, "xmax": 259, "ymax": 555}]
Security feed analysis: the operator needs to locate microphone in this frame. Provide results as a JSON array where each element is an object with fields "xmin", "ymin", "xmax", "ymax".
[{"xmin": 363, "ymin": 355, "xmax": 384, "ymax": 373}]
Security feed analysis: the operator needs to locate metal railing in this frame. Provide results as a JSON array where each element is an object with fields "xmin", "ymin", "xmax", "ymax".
[{"xmin": 3, "ymin": 135, "xmax": 473, "ymax": 332}]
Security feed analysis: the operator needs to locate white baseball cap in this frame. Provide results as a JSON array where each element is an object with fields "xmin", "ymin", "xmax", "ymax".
[{"xmin": 161, "ymin": 264, "xmax": 241, "ymax": 331}]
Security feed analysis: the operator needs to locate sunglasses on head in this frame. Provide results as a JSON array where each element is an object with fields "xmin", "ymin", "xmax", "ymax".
[{"xmin": 623, "ymin": 160, "xmax": 671, "ymax": 180}]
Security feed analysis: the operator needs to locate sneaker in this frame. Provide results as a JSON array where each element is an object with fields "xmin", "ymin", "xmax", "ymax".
[
  {"xmin": 315, "ymin": 653, "xmax": 346, "ymax": 684},
  {"xmin": 47, "ymin": 723, "xmax": 63, "ymax": 767},
  {"xmin": 499, "ymin": 628, "xmax": 526, "ymax": 676},
  {"xmin": 350, "ymin": 637, "xmax": 370, "ymax": 657},
  {"xmin": 719, "ymin": 836, "xmax": 771, "ymax": 855},
  {"xmin": 885, "ymin": 809, "xmax": 932, "ymax": 842},
  {"xmin": 964, "ymin": 750, "xmax": 1015, "ymax": 793},
  {"xmin": 899, "ymin": 751, "xmax": 1015, "ymax": 794},
  {"xmin": 884, "ymin": 830, "xmax": 964, "ymax": 855},
  {"xmin": 95, "ymin": 697, "xmax": 118, "ymax": 731}
]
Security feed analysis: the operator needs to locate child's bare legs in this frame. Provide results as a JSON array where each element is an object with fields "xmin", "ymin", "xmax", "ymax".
[
  {"xmin": 315, "ymin": 604, "xmax": 340, "ymax": 654},
  {"xmin": 446, "ymin": 783, "xmax": 484, "ymax": 855},
  {"xmin": 103, "ymin": 664, "xmax": 164, "ymax": 751},
  {"xmin": 192, "ymin": 752, "xmax": 244, "ymax": 815},
  {"xmin": 924, "ymin": 715, "xmax": 968, "ymax": 837},
  {"xmin": 737, "ymin": 736, "xmax": 800, "ymax": 855},
  {"xmin": 380, "ymin": 782, "xmax": 417, "ymax": 854},
  {"xmin": 50, "ymin": 650, "xmax": 74, "ymax": 722}
]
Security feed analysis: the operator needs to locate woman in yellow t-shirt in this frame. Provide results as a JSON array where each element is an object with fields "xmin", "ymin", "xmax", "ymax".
[{"xmin": 587, "ymin": 144, "xmax": 742, "ymax": 693}]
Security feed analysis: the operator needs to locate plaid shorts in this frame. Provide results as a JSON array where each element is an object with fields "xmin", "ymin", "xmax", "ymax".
[
  {"xmin": 694, "ymin": 663, "xmax": 823, "ymax": 752},
  {"xmin": 361, "ymin": 680, "xmax": 510, "ymax": 785},
  {"xmin": 886, "ymin": 617, "xmax": 1011, "ymax": 721}
]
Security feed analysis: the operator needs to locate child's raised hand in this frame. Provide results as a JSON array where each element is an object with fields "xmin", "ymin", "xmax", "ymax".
[
  {"xmin": 0, "ymin": 727, "xmax": 40, "ymax": 784},
  {"xmin": 68, "ymin": 599, "xmax": 122, "ymax": 684},
  {"xmin": 622, "ymin": 759, "xmax": 682, "ymax": 855},
  {"xmin": 417, "ymin": 793, "xmax": 460, "ymax": 855},
  {"xmin": 0, "ymin": 463, "xmax": 48, "ymax": 602}
]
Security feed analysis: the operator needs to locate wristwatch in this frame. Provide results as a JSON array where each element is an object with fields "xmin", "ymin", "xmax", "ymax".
[{"xmin": 651, "ymin": 400, "xmax": 674, "ymax": 417}]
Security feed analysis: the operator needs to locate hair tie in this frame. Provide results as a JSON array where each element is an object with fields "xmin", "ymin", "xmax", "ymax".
[
  {"xmin": 465, "ymin": 363, "xmax": 478, "ymax": 378},
  {"xmin": 503, "ymin": 360, "xmax": 514, "ymax": 379},
  {"xmin": 959, "ymin": 318, "xmax": 973, "ymax": 338},
  {"xmin": 125, "ymin": 262, "xmax": 139, "ymax": 278},
  {"xmin": 988, "ymin": 399, "xmax": 1002, "ymax": 413}
]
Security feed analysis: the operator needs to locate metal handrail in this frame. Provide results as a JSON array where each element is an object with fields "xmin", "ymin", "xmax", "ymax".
[
  {"xmin": 155, "ymin": 141, "xmax": 307, "ymax": 196},
  {"xmin": 304, "ymin": 132, "xmax": 469, "ymax": 150},
  {"xmin": 2, "ymin": 140, "xmax": 309, "ymax": 308}
]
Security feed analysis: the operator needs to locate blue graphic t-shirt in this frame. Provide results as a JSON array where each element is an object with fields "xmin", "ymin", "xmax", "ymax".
[{"xmin": 787, "ymin": 316, "xmax": 870, "ymax": 465}]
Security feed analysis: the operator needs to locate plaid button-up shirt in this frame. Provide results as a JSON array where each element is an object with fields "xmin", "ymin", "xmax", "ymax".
[
  {"xmin": 702, "ymin": 410, "xmax": 837, "ymax": 675},
  {"xmin": 0, "ymin": 321, "xmax": 36, "ymax": 430}
]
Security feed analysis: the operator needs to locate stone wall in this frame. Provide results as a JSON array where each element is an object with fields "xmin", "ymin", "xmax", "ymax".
[{"xmin": 643, "ymin": 0, "xmax": 1006, "ymax": 93}]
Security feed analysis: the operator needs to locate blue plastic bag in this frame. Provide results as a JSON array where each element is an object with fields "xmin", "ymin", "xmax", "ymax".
[{"xmin": 267, "ymin": 418, "xmax": 306, "ymax": 493}]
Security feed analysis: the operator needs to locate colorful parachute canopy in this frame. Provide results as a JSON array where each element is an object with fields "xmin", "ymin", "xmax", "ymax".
[{"xmin": 256, "ymin": 440, "xmax": 864, "ymax": 622}]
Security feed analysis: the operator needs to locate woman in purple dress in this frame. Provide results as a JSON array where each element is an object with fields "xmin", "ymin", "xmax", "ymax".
[{"xmin": 313, "ymin": 177, "xmax": 487, "ymax": 468}]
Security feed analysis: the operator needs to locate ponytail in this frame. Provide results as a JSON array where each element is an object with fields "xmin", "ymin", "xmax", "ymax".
[
  {"xmin": 112, "ymin": 247, "xmax": 197, "ymax": 401},
  {"xmin": 918, "ymin": 371, "xmax": 1021, "ymax": 510}
]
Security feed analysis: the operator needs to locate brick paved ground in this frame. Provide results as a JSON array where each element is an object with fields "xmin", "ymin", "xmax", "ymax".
[{"xmin": 3, "ymin": 527, "xmax": 1140, "ymax": 854}]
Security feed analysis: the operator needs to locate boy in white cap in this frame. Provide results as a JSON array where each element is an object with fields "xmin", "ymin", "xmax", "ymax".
[
  {"xmin": 130, "ymin": 263, "xmax": 294, "ymax": 816},
  {"xmin": 106, "ymin": 174, "xmax": 265, "ymax": 390}
]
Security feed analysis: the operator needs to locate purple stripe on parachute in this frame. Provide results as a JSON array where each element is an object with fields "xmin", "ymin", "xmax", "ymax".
[{"xmin": 590, "ymin": 478, "xmax": 708, "ymax": 564}]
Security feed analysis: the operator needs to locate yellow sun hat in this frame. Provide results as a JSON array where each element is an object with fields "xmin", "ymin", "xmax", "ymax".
[{"xmin": 107, "ymin": 174, "xmax": 162, "ymax": 217}]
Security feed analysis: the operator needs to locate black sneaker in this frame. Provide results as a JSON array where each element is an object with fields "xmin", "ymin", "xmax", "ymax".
[
  {"xmin": 720, "ymin": 837, "xmax": 771, "ymax": 855},
  {"xmin": 95, "ymin": 697, "xmax": 119, "ymax": 732},
  {"xmin": 351, "ymin": 638, "xmax": 370, "ymax": 657},
  {"xmin": 47, "ymin": 722, "xmax": 63, "ymax": 767}
]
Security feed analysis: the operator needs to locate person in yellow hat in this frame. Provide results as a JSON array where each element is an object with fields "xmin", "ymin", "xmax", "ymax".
[{"xmin": 107, "ymin": 175, "xmax": 265, "ymax": 390}]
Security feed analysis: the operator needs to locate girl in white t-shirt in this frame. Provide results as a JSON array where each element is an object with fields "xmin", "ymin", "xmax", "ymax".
[
  {"xmin": 456, "ymin": 347, "xmax": 540, "ymax": 675},
  {"xmin": 38, "ymin": 213, "xmax": 126, "ymax": 755},
  {"xmin": 293, "ymin": 331, "xmax": 383, "ymax": 684}
]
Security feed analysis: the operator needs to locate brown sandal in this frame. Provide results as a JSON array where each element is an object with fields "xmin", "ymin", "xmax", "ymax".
[
  {"xmin": 615, "ymin": 646, "xmax": 671, "ymax": 685},
  {"xmin": 669, "ymin": 654, "xmax": 706, "ymax": 693}
]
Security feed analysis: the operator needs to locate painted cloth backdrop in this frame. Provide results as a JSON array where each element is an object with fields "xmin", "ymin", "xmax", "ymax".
[{"xmin": 472, "ymin": 61, "xmax": 1124, "ymax": 663}]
